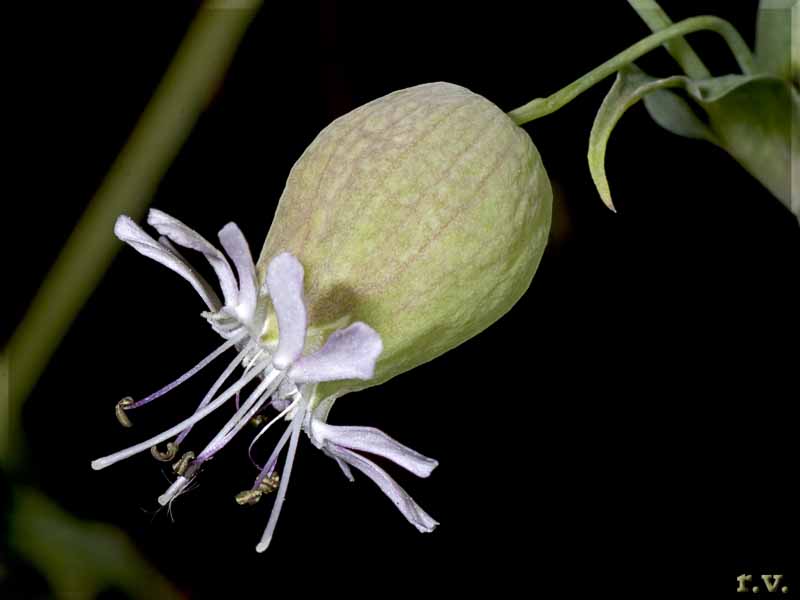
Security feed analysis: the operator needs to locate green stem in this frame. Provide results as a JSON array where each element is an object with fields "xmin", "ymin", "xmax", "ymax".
[
  {"xmin": 627, "ymin": 0, "xmax": 710, "ymax": 79},
  {"xmin": 508, "ymin": 15, "xmax": 757, "ymax": 125},
  {"xmin": 1, "ymin": 0, "xmax": 262, "ymax": 470}
]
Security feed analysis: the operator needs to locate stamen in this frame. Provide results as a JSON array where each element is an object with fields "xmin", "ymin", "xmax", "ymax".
[
  {"xmin": 151, "ymin": 442, "xmax": 179, "ymax": 462},
  {"xmin": 172, "ymin": 451, "xmax": 195, "ymax": 476},
  {"xmin": 115, "ymin": 397, "xmax": 134, "ymax": 428},
  {"xmin": 175, "ymin": 342, "xmax": 252, "ymax": 446},
  {"xmin": 158, "ymin": 475, "xmax": 191, "ymax": 506},
  {"xmin": 91, "ymin": 356, "xmax": 272, "ymax": 471},
  {"xmin": 259, "ymin": 472, "xmax": 280, "ymax": 494},
  {"xmin": 235, "ymin": 472, "xmax": 279, "ymax": 505},
  {"xmin": 255, "ymin": 399, "xmax": 307, "ymax": 553},
  {"xmin": 128, "ymin": 333, "xmax": 245, "ymax": 411},
  {"xmin": 157, "ymin": 371, "xmax": 282, "ymax": 507},
  {"xmin": 243, "ymin": 348, "xmax": 266, "ymax": 372},
  {"xmin": 246, "ymin": 394, "xmax": 300, "ymax": 469},
  {"xmin": 194, "ymin": 368, "xmax": 285, "ymax": 463},
  {"xmin": 235, "ymin": 489, "xmax": 263, "ymax": 505},
  {"xmin": 250, "ymin": 420, "xmax": 292, "ymax": 477}
]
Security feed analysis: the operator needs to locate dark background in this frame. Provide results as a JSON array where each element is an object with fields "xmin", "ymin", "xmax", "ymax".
[{"xmin": 8, "ymin": 1, "xmax": 798, "ymax": 598}]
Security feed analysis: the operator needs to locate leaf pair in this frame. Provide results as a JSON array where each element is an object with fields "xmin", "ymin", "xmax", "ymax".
[{"xmin": 590, "ymin": 1, "xmax": 799, "ymax": 220}]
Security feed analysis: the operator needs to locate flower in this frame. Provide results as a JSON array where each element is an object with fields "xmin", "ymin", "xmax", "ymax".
[
  {"xmin": 93, "ymin": 81, "xmax": 553, "ymax": 552},
  {"xmin": 92, "ymin": 210, "xmax": 438, "ymax": 552}
]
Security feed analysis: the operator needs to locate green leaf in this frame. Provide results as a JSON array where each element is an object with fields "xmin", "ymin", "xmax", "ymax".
[
  {"xmin": 589, "ymin": 61, "xmax": 798, "ymax": 215},
  {"xmin": 643, "ymin": 70, "xmax": 797, "ymax": 215},
  {"xmin": 755, "ymin": 0, "xmax": 795, "ymax": 81},
  {"xmin": 703, "ymin": 77, "xmax": 799, "ymax": 217},
  {"xmin": 639, "ymin": 74, "xmax": 767, "ymax": 142},
  {"xmin": 642, "ymin": 88, "xmax": 716, "ymax": 141},
  {"xmin": 588, "ymin": 64, "xmax": 714, "ymax": 211}
]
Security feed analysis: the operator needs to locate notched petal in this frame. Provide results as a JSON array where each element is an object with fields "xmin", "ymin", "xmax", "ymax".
[
  {"xmin": 289, "ymin": 323, "xmax": 382, "ymax": 384},
  {"xmin": 313, "ymin": 421, "xmax": 437, "ymax": 478},
  {"xmin": 266, "ymin": 253, "xmax": 307, "ymax": 369},
  {"xmin": 326, "ymin": 444, "xmax": 438, "ymax": 533},
  {"xmin": 219, "ymin": 222, "xmax": 258, "ymax": 323},
  {"xmin": 148, "ymin": 209, "xmax": 239, "ymax": 307},
  {"xmin": 114, "ymin": 215, "xmax": 221, "ymax": 311}
]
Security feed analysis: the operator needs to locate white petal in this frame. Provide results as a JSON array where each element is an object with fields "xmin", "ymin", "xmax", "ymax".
[
  {"xmin": 266, "ymin": 253, "xmax": 307, "ymax": 370},
  {"xmin": 218, "ymin": 223, "xmax": 258, "ymax": 324},
  {"xmin": 289, "ymin": 323, "xmax": 382, "ymax": 384},
  {"xmin": 325, "ymin": 444, "xmax": 438, "ymax": 533},
  {"xmin": 114, "ymin": 215, "xmax": 220, "ymax": 311},
  {"xmin": 331, "ymin": 454, "xmax": 355, "ymax": 481},
  {"xmin": 312, "ymin": 421, "xmax": 438, "ymax": 478},
  {"xmin": 147, "ymin": 209, "xmax": 239, "ymax": 307}
]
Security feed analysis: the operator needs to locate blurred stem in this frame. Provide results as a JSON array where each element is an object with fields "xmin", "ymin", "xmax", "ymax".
[
  {"xmin": 10, "ymin": 485, "xmax": 182, "ymax": 600},
  {"xmin": 626, "ymin": 0, "xmax": 711, "ymax": 78},
  {"xmin": 1, "ymin": 0, "xmax": 261, "ymax": 470},
  {"xmin": 508, "ymin": 16, "xmax": 757, "ymax": 125}
]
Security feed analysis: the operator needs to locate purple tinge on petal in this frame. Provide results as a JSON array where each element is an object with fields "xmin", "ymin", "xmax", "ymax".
[
  {"xmin": 218, "ymin": 223, "xmax": 258, "ymax": 323},
  {"xmin": 320, "ymin": 446, "xmax": 355, "ymax": 481},
  {"xmin": 325, "ymin": 444, "xmax": 438, "ymax": 533},
  {"xmin": 147, "ymin": 209, "xmax": 239, "ymax": 308},
  {"xmin": 114, "ymin": 215, "xmax": 221, "ymax": 311},
  {"xmin": 289, "ymin": 323, "xmax": 382, "ymax": 384},
  {"xmin": 312, "ymin": 421, "xmax": 437, "ymax": 478},
  {"xmin": 265, "ymin": 253, "xmax": 307, "ymax": 370},
  {"xmin": 331, "ymin": 455, "xmax": 355, "ymax": 481}
]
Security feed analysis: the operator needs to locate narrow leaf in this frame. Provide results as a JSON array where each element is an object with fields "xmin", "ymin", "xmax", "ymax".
[{"xmin": 589, "ymin": 64, "xmax": 702, "ymax": 211}]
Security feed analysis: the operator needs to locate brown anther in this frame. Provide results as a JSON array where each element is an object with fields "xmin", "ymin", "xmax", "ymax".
[
  {"xmin": 115, "ymin": 397, "xmax": 134, "ymax": 428},
  {"xmin": 258, "ymin": 472, "xmax": 280, "ymax": 495},
  {"xmin": 235, "ymin": 489, "xmax": 263, "ymax": 506},
  {"xmin": 250, "ymin": 414, "xmax": 267, "ymax": 427},
  {"xmin": 150, "ymin": 441, "xmax": 179, "ymax": 462},
  {"xmin": 172, "ymin": 451, "xmax": 196, "ymax": 476}
]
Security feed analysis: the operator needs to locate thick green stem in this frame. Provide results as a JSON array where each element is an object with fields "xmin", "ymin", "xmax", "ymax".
[
  {"xmin": 1, "ymin": 0, "xmax": 262, "ymax": 470},
  {"xmin": 508, "ymin": 15, "xmax": 757, "ymax": 125},
  {"xmin": 627, "ymin": 0, "xmax": 710, "ymax": 78}
]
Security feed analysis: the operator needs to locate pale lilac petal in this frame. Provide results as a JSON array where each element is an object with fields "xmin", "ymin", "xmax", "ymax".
[
  {"xmin": 114, "ymin": 215, "xmax": 220, "ymax": 311},
  {"xmin": 289, "ymin": 323, "xmax": 382, "ymax": 384},
  {"xmin": 325, "ymin": 444, "xmax": 438, "ymax": 533},
  {"xmin": 320, "ymin": 445, "xmax": 355, "ymax": 481},
  {"xmin": 218, "ymin": 223, "xmax": 258, "ymax": 323},
  {"xmin": 266, "ymin": 253, "xmax": 307, "ymax": 370},
  {"xmin": 147, "ymin": 209, "xmax": 238, "ymax": 307},
  {"xmin": 312, "ymin": 421, "xmax": 437, "ymax": 478},
  {"xmin": 331, "ymin": 455, "xmax": 355, "ymax": 481}
]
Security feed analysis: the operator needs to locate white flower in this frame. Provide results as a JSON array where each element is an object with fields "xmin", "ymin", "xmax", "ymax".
[{"xmin": 92, "ymin": 210, "xmax": 438, "ymax": 552}]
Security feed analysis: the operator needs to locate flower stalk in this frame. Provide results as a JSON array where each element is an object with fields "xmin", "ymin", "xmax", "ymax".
[{"xmin": 507, "ymin": 15, "xmax": 756, "ymax": 125}]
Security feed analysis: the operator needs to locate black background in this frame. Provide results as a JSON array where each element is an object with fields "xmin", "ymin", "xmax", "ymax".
[{"xmin": 8, "ymin": 1, "xmax": 798, "ymax": 598}]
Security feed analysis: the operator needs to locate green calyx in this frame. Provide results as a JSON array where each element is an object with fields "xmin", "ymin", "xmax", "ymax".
[{"xmin": 258, "ymin": 82, "xmax": 552, "ymax": 401}]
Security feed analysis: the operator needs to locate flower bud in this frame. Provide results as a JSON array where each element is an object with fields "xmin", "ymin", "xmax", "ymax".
[{"xmin": 257, "ymin": 82, "xmax": 552, "ymax": 400}]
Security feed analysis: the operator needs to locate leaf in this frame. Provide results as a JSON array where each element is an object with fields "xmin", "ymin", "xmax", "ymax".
[
  {"xmin": 642, "ymin": 88, "xmax": 715, "ymax": 141},
  {"xmin": 589, "ymin": 62, "xmax": 789, "ymax": 212},
  {"xmin": 755, "ymin": 0, "xmax": 795, "ymax": 81},
  {"xmin": 703, "ymin": 77, "xmax": 800, "ymax": 217},
  {"xmin": 645, "ymin": 71, "xmax": 797, "ymax": 215},
  {"xmin": 588, "ymin": 64, "xmax": 713, "ymax": 211}
]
